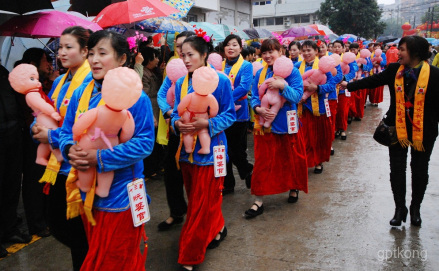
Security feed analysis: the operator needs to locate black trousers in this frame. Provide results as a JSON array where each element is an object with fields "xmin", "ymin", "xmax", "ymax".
[
  {"xmin": 143, "ymin": 128, "xmax": 165, "ymax": 177},
  {"xmin": 388, "ymin": 139, "xmax": 436, "ymax": 209},
  {"xmin": 0, "ymin": 125, "xmax": 23, "ymax": 241},
  {"xmin": 48, "ymin": 174, "xmax": 88, "ymax": 271},
  {"xmin": 163, "ymin": 133, "xmax": 187, "ymax": 218},
  {"xmin": 21, "ymin": 131, "xmax": 48, "ymax": 235},
  {"xmin": 224, "ymin": 121, "xmax": 253, "ymax": 189}
]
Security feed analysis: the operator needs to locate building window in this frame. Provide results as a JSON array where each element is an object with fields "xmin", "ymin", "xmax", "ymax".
[
  {"xmin": 301, "ymin": 15, "xmax": 310, "ymax": 23},
  {"xmin": 253, "ymin": 1, "xmax": 272, "ymax": 5},
  {"xmin": 253, "ymin": 18, "xmax": 259, "ymax": 27},
  {"xmin": 294, "ymin": 16, "xmax": 300, "ymax": 24},
  {"xmin": 266, "ymin": 17, "xmax": 274, "ymax": 25},
  {"xmin": 275, "ymin": 17, "xmax": 283, "ymax": 25}
]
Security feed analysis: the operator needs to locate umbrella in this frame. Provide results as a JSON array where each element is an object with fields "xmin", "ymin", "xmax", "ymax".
[
  {"xmin": 281, "ymin": 26, "xmax": 320, "ymax": 38},
  {"xmin": 338, "ymin": 34, "xmax": 361, "ymax": 43},
  {"xmin": 308, "ymin": 24, "xmax": 334, "ymax": 36},
  {"xmin": 161, "ymin": 0, "xmax": 194, "ymax": 19},
  {"xmin": 92, "ymin": 0, "xmax": 179, "ymax": 28},
  {"xmin": 386, "ymin": 38, "xmax": 401, "ymax": 46},
  {"xmin": 376, "ymin": 35, "xmax": 397, "ymax": 44},
  {"xmin": 0, "ymin": 10, "xmax": 103, "ymax": 38},
  {"xmin": 243, "ymin": 28, "xmax": 273, "ymax": 39},
  {"xmin": 0, "ymin": 0, "xmax": 53, "ymax": 15},
  {"xmin": 191, "ymin": 22, "xmax": 249, "ymax": 46},
  {"xmin": 136, "ymin": 17, "xmax": 194, "ymax": 33}
]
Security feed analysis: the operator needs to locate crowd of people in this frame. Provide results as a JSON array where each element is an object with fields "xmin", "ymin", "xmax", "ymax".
[{"xmin": 1, "ymin": 25, "xmax": 439, "ymax": 271}]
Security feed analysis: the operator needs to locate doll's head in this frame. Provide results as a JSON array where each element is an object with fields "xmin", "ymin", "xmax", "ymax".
[
  {"xmin": 318, "ymin": 56, "xmax": 336, "ymax": 74},
  {"xmin": 359, "ymin": 49, "xmax": 371, "ymax": 58},
  {"xmin": 375, "ymin": 49, "xmax": 382, "ymax": 56},
  {"xmin": 8, "ymin": 64, "xmax": 41, "ymax": 94},
  {"xmin": 330, "ymin": 53, "xmax": 341, "ymax": 66},
  {"xmin": 207, "ymin": 53, "xmax": 223, "ymax": 71},
  {"xmin": 102, "ymin": 67, "xmax": 142, "ymax": 111},
  {"xmin": 342, "ymin": 52, "xmax": 356, "ymax": 64},
  {"xmin": 273, "ymin": 56, "xmax": 293, "ymax": 78},
  {"xmin": 166, "ymin": 58, "xmax": 188, "ymax": 82},
  {"xmin": 192, "ymin": 66, "xmax": 219, "ymax": 95},
  {"xmin": 252, "ymin": 61, "xmax": 263, "ymax": 76}
]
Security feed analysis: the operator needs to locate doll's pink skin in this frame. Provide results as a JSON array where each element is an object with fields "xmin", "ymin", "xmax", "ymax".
[
  {"xmin": 208, "ymin": 53, "xmax": 236, "ymax": 107},
  {"xmin": 166, "ymin": 59, "xmax": 188, "ymax": 108},
  {"xmin": 330, "ymin": 54, "xmax": 341, "ymax": 76},
  {"xmin": 72, "ymin": 67, "xmax": 141, "ymax": 197},
  {"xmin": 301, "ymin": 56, "xmax": 335, "ymax": 101},
  {"xmin": 177, "ymin": 66, "xmax": 219, "ymax": 154},
  {"xmin": 252, "ymin": 61, "xmax": 263, "ymax": 77},
  {"xmin": 356, "ymin": 49, "xmax": 371, "ymax": 79},
  {"xmin": 258, "ymin": 56, "xmax": 293, "ymax": 128},
  {"xmin": 9, "ymin": 64, "xmax": 62, "ymax": 165},
  {"xmin": 372, "ymin": 49, "xmax": 383, "ymax": 74},
  {"xmin": 341, "ymin": 52, "xmax": 356, "ymax": 75}
]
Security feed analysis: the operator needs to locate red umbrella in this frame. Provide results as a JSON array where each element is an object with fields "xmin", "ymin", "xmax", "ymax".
[{"xmin": 92, "ymin": 0, "xmax": 179, "ymax": 28}]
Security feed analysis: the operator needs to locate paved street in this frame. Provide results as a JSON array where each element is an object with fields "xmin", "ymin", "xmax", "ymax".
[{"xmin": 1, "ymin": 86, "xmax": 439, "ymax": 271}]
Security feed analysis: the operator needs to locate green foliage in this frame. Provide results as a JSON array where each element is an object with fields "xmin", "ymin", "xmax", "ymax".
[
  {"xmin": 317, "ymin": 0, "xmax": 385, "ymax": 39},
  {"xmin": 421, "ymin": 5, "xmax": 439, "ymax": 24},
  {"xmin": 382, "ymin": 19, "xmax": 403, "ymax": 37}
]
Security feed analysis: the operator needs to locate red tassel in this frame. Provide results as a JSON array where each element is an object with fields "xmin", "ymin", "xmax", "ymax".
[{"xmin": 43, "ymin": 183, "xmax": 51, "ymax": 195}]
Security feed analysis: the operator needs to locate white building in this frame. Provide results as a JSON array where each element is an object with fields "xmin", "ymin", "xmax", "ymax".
[{"xmin": 252, "ymin": 0, "xmax": 325, "ymax": 33}]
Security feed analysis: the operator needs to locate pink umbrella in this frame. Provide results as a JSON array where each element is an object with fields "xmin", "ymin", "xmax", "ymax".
[
  {"xmin": 0, "ymin": 10, "xmax": 102, "ymax": 38},
  {"xmin": 92, "ymin": 0, "xmax": 179, "ymax": 28},
  {"xmin": 281, "ymin": 26, "xmax": 320, "ymax": 38}
]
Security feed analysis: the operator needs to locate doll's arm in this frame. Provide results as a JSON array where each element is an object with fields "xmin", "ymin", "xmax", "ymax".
[
  {"xmin": 208, "ymin": 95, "xmax": 219, "ymax": 117},
  {"xmin": 26, "ymin": 92, "xmax": 60, "ymax": 120},
  {"xmin": 72, "ymin": 108, "xmax": 99, "ymax": 141},
  {"xmin": 177, "ymin": 94, "xmax": 192, "ymax": 116},
  {"xmin": 119, "ymin": 111, "xmax": 136, "ymax": 143},
  {"xmin": 258, "ymin": 78, "xmax": 273, "ymax": 98},
  {"xmin": 302, "ymin": 69, "xmax": 315, "ymax": 81}
]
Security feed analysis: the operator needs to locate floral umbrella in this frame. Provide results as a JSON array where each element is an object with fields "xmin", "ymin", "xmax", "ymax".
[
  {"xmin": 281, "ymin": 26, "xmax": 320, "ymax": 38},
  {"xmin": 308, "ymin": 24, "xmax": 334, "ymax": 36},
  {"xmin": 161, "ymin": 0, "xmax": 194, "ymax": 19},
  {"xmin": 136, "ymin": 17, "xmax": 194, "ymax": 33},
  {"xmin": 191, "ymin": 22, "xmax": 249, "ymax": 46}
]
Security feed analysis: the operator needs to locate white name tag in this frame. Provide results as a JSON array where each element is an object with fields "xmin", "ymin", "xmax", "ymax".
[
  {"xmin": 287, "ymin": 110, "xmax": 298, "ymax": 134},
  {"xmin": 324, "ymin": 99, "xmax": 331, "ymax": 117},
  {"xmin": 345, "ymin": 90, "xmax": 351, "ymax": 97},
  {"xmin": 213, "ymin": 145, "xmax": 227, "ymax": 177},
  {"xmin": 127, "ymin": 179, "xmax": 150, "ymax": 227}
]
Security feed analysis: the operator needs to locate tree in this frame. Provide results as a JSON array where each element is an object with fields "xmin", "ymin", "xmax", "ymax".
[
  {"xmin": 421, "ymin": 5, "xmax": 439, "ymax": 24},
  {"xmin": 317, "ymin": 0, "xmax": 385, "ymax": 39},
  {"xmin": 382, "ymin": 18, "xmax": 403, "ymax": 37}
]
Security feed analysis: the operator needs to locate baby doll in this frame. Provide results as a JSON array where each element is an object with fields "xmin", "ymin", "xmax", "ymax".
[
  {"xmin": 72, "ymin": 67, "xmax": 142, "ymax": 197},
  {"xmin": 166, "ymin": 58, "xmax": 188, "ymax": 108},
  {"xmin": 372, "ymin": 49, "xmax": 383, "ymax": 74},
  {"xmin": 340, "ymin": 52, "xmax": 356, "ymax": 75},
  {"xmin": 258, "ymin": 56, "xmax": 293, "ymax": 128},
  {"xmin": 177, "ymin": 66, "xmax": 219, "ymax": 155},
  {"xmin": 9, "ymin": 64, "xmax": 62, "ymax": 166},
  {"xmin": 356, "ymin": 49, "xmax": 371, "ymax": 79},
  {"xmin": 330, "ymin": 53, "xmax": 341, "ymax": 76},
  {"xmin": 301, "ymin": 56, "xmax": 336, "ymax": 101},
  {"xmin": 252, "ymin": 61, "xmax": 264, "ymax": 77}
]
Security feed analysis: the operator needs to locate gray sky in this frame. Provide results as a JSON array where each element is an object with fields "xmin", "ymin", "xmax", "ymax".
[{"xmin": 378, "ymin": 0, "xmax": 395, "ymax": 4}]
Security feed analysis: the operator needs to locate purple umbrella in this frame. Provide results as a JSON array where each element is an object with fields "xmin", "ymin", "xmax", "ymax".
[{"xmin": 281, "ymin": 26, "xmax": 320, "ymax": 38}]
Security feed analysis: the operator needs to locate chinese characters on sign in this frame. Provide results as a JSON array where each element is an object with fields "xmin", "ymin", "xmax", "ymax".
[
  {"xmin": 128, "ymin": 179, "xmax": 150, "ymax": 227},
  {"xmin": 213, "ymin": 145, "xmax": 227, "ymax": 178},
  {"xmin": 287, "ymin": 110, "xmax": 298, "ymax": 134}
]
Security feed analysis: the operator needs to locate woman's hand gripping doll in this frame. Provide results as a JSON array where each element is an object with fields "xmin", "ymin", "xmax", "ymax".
[{"xmin": 301, "ymin": 56, "xmax": 336, "ymax": 101}]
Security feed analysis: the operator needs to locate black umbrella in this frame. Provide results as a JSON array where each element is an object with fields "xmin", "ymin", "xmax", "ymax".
[
  {"xmin": 243, "ymin": 28, "xmax": 273, "ymax": 39},
  {"xmin": 0, "ymin": 0, "xmax": 53, "ymax": 15},
  {"xmin": 376, "ymin": 35, "xmax": 397, "ymax": 44}
]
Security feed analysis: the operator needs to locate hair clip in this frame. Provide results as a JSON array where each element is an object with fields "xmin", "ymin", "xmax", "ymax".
[{"xmin": 317, "ymin": 40, "xmax": 322, "ymax": 47}]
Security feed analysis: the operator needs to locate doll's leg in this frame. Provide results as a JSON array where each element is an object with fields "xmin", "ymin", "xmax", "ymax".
[
  {"xmin": 259, "ymin": 96, "xmax": 270, "ymax": 126},
  {"xmin": 51, "ymin": 148, "xmax": 64, "ymax": 162},
  {"xmin": 36, "ymin": 143, "xmax": 51, "ymax": 166},
  {"xmin": 264, "ymin": 102, "xmax": 281, "ymax": 128},
  {"xmin": 77, "ymin": 168, "xmax": 95, "ymax": 193},
  {"xmin": 183, "ymin": 134, "xmax": 194, "ymax": 153},
  {"xmin": 197, "ymin": 128, "xmax": 211, "ymax": 154},
  {"xmin": 95, "ymin": 171, "xmax": 115, "ymax": 198}
]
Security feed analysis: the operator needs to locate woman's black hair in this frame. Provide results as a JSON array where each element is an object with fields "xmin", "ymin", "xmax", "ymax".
[
  {"xmin": 260, "ymin": 39, "xmax": 282, "ymax": 54},
  {"xmin": 248, "ymin": 46, "xmax": 256, "ymax": 55},
  {"xmin": 176, "ymin": 31, "xmax": 196, "ymax": 40},
  {"xmin": 182, "ymin": 36, "xmax": 213, "ymax": 65},
  {"xmin": 399, "ymin": 36, "xmax": 431, "ymax": 61},
  {"xmin": 223, "ymin": 34, "xmax": 242, "ymax": 49},
  {"xmin": 14, "ymin": 48, "xmax": 51, "ymax": 68},
  {"xmin": 241, "ymin": 47, "xmax": 250, "ymax": 59},
  {"xmin": 333, "ymin": 40, "xmax": 344, "ymax": 47},
  {"xmin": 140, "ymin": 46, "xmax": 160, "ymax": 66},
  {"xmin": 288, "ymin": 41, "xmax": 301, "ymax": 51},
  {"xmin": 349, "ymin": 43, "xmax": 360, "ymax": 49},
  {"xmin": 87, "ymin": 30, "xmax": 130, "ymax": 66},
  {"xmin": 301, "ymin": 40, "xmax": 319, "ymax": 52},
  {"xmin": 61, "ymin": 26, "xmax": 92, "ymax": 49}
]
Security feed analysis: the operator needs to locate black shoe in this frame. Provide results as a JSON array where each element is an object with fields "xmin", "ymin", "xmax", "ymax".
[
  {"xmin": 347, "ymin": 117, "xmax": 352, "ymax": 124},
  {"xmin": 354, "ymin": 117, "xmax": 361, "ymax": 121},
  {"xmin": 341, "ymin": 132, "xmax": 347, "ymax": 140},
  {"xmin": 179, "ymin": 266, "xmax": 195, "ymax": 271},
  {"xmin": 0, "ymin": 245, "xmax": 7, "ymax": 258},
  {"xmin": 3, "ymin": 233, "xmax": 32, "ymax": 244},
  {"xmin": 314, "ymin": 164, "xmax": 323, "ymax": 174},
  {"xmin": 245, "ymin": 169, "xmax": 253, "ymax": 189},
  {"xmin": 288, "ymin": 190, "xmax": 299, "ymax": 203},
  {"xmin": 245, "ymin": 203, "xmax": 264, "ymax": 219},
  {"xmin": 157, "ymin": 216, "xmax": 184, "ymax": 231},
  {"xmin": 207, "ymin": 227, "xmax": 227, "ymax": 249},
  {"xmin": 410, "ymin": 205, "xmax": 422, "ymax": 227},
  {"xmin": 330, "ymin": 149, "xmax": 335, "ymax": 156},
  {"xmin": 335, "ymin": 131, "xmax": 341, "ymax": 138},
  {"xmin": 389, "ymin": 206, "xmax": 408, "ymax": 226},
  {"xmin": 36, "ymin": 228, "xmax": 51, "ymax": 238},
  {"xmin": 222, "ymin": 187, "xmax": 234, "ymax": 195}
]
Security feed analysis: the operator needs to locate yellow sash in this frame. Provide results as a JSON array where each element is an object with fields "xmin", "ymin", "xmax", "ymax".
[
  {"xmin": 394, "ymin": 62, "xmax": 429, "ymax": 151},
  {"xmin": 253, "ymin": 64, "xmax": 271, "ymax": 135},
  {"xmin": 222, "ymin": 54, "xmax": 244, "ymax": 86},
  {"xmin": 175, "ymin": 75, "xmax": 197, "ymax": 169},
  {"xmin": 298, "ymin": 57, "xmax": 320, "ymax": 117},
  {"xmin": 39, "ymin": 61, "xmax": 91, "ymax": 185},
  {"xmin": 65, "ymin": 80, "xmax": 105, "ymax": 226}
]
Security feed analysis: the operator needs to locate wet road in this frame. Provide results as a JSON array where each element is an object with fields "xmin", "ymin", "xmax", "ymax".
[{"xmin": 1, "ymin": 86, "xmax": 439, "ymax": 270}]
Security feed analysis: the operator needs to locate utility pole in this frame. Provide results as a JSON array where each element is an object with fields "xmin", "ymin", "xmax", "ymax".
[
  {"xmin": 413, "ymin": 15, "xmax": 416, "ymax": 29},
  {"xmin": 430, "ymin": 7, "xmax": 435, "ymax": 38}
]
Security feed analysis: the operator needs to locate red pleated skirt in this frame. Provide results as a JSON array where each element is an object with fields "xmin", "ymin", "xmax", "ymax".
[
  {"xmin": 335, "ymin": 93, "xmax": 349, "ymax": 131},
  {"xmin": 368, "ymin": 86, "xmax": 384, "ymax": 104},
  {"xmin": 178, "ymin": 163, "xmax": 224, "ymax": 265},
  {"xmin": 329, "ymin": 100, "xmax": 338, "ymax": 141},
  {"xmin": 349, "ymin": 89, "xmax": 366, "ymax": 118},
  {"xmin": 251, "ymin": 131, "xmax": 308, "ymax": 196},
  {"xmin": 81, "ymin": 210, "xmax": 146, "ymax": 271},
  {"xmin": 300, "ymin": 109, "xmax": 333, "ymax": 167}
]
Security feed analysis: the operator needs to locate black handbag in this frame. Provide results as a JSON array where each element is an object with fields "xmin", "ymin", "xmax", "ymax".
[{"xmin": 373, "ymin": 120, "xmax": 398, "ymax": 146}]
